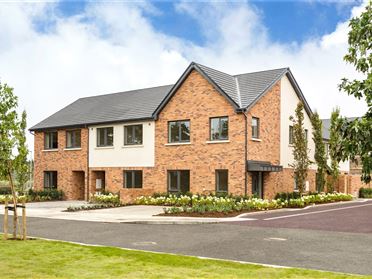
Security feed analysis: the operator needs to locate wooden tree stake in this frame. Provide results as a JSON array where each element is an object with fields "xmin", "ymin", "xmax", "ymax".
[{"xmin": 22, "ymin": 200, "xmax": 26, "ymax": 240}]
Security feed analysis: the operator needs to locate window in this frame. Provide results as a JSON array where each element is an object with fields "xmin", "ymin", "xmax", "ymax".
[
  {"xmin": 251, "ymin": 117, "xmax": 260, "ymax": 139},
  {"xmin": 44, "ymin": 171, "xmax": 57, "ymax": 189},
  {"xmin": 168, "ymin": 120, "xmax": 190, "ymax": 143},
  {"xmin": 289, "ymin": 126, "xmax": 294, "ymax": 145},
  {"xmin": 44, "ymin": 131, "xmax": 58, "ymax": 149},
  {"xmin": 216, "ymin": 170, "xmax": 228, "ymax": 193},
  {"xmin": 97, "ymin": 127, "xmax": 113, "ymax": 147},
  {"xmin": 124, "ymin": 124, "xmax": 143, "ymax": 145},
  {"xmin": 210, "ymin": 116, "xmax": 228, "ymax": 140},
  {"xmin": 66, "ymin": 130, "xmax": 81, "ymax": 148},
  {"xmin": 168, "ymin": 170, "xmax": 190, "ymax": 193},
  {"xmin": 124, "ymin": 171, "xmax": 143, "ymax": 188}
]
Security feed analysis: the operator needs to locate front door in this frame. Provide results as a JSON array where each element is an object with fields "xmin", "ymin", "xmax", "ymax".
[{"xmin": 252, "ymin": 172, "xmax": 263, "ymax": 199}]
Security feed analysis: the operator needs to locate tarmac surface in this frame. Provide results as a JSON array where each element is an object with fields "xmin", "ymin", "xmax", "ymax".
[{"xmin": 1, "ymin": 200, "xmax": 372, "ymax": 275}]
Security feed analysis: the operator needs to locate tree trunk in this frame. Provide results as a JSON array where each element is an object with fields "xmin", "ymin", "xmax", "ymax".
[{"xmin": 7, "ymin": 162, "xmax": 18, "ymax": 239}]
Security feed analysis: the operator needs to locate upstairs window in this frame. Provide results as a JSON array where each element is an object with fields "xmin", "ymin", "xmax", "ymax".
[
  {"xmin": 124, "ymin": 124, "xmax": 143, "ymax": 146},
  {"xmin": 124, "ymin": 171, "xmax": 143, "ymax": 188},
  {"xmin": 66, "ymin": 130, "xmax": 81, "ymax": 149},
  {"xmin": 44, "ymin": 171, "xmax": 57, "ymax": 189},
  {"xmin": 168, "ymin": 120, "xmax": 190, "ymax": 143},
  {"xmin": 210, "ymin": 116, "xmax": 228, "ymax": 140},
  {"xmin": 251, "ymin": 117, "xmax": 260, "ymax": 139},
  {"xmin": 97, "ymin": 127, "xmax": 113, "ymax": 147},
  {"xmin": 44, "ymin": 131, "xmax": 58, "ymax": 150},
  {"xmin": 216, "ymin": 170, "xmax": 228, "ymax": 193},
  {"xmin": 289, "ymin": 126, "xmax": 294, "ymax": 145}
]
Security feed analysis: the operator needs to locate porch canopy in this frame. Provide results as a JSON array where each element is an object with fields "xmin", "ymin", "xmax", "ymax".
[{"xmin": 247, "ymin": 160, "xmax": 283, "ymax": 172}]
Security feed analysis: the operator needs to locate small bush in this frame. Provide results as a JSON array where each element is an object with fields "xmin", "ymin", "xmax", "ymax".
[
  {"xmin": 275, "ymin": 192, "xmax": 301, "ymax": 201},
  {"xmin": 28, "ymin": 189, "xmax": 64, "ymax": 201},
  {"xmin": 90, "ymin": 192, "xmax": 120, "ymax": 205},
  {"xmin": 359, "ymin": 188, "xmax": 372, "ymax": 198},
  {"xmin": 0, "ymin": 187, "xmax": 12, "ymax": 195},
  {"xmin": 66, "ymin": 203, "xmax": 120, "ymax": 212}
]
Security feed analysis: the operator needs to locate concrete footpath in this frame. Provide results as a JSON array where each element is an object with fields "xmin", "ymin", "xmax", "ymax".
[{"xmin": 0, "ymin": 201, "xmax": 255, "ymax": 224}]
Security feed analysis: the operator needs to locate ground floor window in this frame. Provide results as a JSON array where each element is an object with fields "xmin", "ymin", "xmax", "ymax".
[
  {"xmin": 124, "ymin": 171, "xmax": 143, "ymax": 188},
  {"xmin": 168, "ymin": 170, "xmax": 190, "ymax": 193},
  {"xmin": 215, "ymin": 170, "xmax": 228, "ymax": 193},
  {"xmin": 44, "ymin": 171, "xmax": 57, "ymax": 189}
]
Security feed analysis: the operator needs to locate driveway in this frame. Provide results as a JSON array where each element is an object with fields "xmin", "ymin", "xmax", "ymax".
[{"xmin": 1, "ymin": 200, "xmax": 372, "ymax": 275}]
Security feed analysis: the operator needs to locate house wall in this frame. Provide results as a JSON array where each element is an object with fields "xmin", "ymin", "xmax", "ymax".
[
  {"xmin": 280, "ymin": 75, "xmax": 316, "ymax": 171},
  {"xmin": 152, "ymin": 69, "xmax": 247, "ymax": 196},
  {"xmin": 88, "ymin": 121, "xmax": 155, "ymax": 168},
  {"xmin": 33, "ymin": 129, "xmax": 88, "ymax": 200}
]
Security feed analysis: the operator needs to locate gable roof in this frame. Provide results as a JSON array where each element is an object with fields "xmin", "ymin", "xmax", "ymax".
[
  {"xmin": 30, "ymin": 62, "xmax": 312, "ymax": 131},
  {"xmin": 30, "ymin": 85, "xmax": 172, "ymax": 131},
  {"xmin": 153, "ymin": 62, "xmax": 312, "ymax": 118}
]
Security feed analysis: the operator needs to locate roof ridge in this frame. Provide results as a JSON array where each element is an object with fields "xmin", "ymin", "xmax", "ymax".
[
  {"xmin": 78, "ymin": 84, "xmax": 174, "ymax": 101},
  {"xmin": 233, "ymin": 67, "xmax": 289, "ymax": 77},
  {"xmin": 194, "ymin": 62, "xmax": 234, "ymax": 78}
]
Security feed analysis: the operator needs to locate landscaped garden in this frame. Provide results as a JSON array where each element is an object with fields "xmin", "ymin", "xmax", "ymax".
[
  {"xmin": 65, "ymin": 192, "xmax": 121, "ymax": 212},
  {"xmin": 136, "ymin": 192, "xmax": 354, "ymax": 217},
  {"xmin": 0, "ymin": 189, "xmax": 63, "ymax": 203},
  {"xmin": 359, "ymin": 188, "xmax": 372, "ymax": 198},
  {"xmin": 0, "ymin": 236, "xmax": 366, "ymax": 279}
]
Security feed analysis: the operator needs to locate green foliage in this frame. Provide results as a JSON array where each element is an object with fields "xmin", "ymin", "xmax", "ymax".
[
  {"xmin": 89, "ymin": 192, "xmax": 120, "ymax": 205},
  {"xmin": 338, "ymin": 2, "xmax": 372, "ymax": 183},
  {"xmin": 274, "ymin": 192, "xmax": 301, "ymax": 201},
  {"xmin": 0, "ymin": 187, "xmax": 12, "ymax": 195},
  {"xmin": 66, "ymin": 203, "xmax": 121, "ymax": 212},
  {"xmin": 27, "ymin": 189, "xmax": 64, "ymax": 201},
  {"xmin": 289, "ymin": 102, "xmax": 312, "ymax": 194},
  {"xmin": 359, "ymin": 187, "xmax": 372, "ymax": 198},
  {"xmin": 311, "ymin": 112, "xmax": 327, "ymax": 192},
  {"xmin": 14, "ymin": 110, "xmax": 30, "ymax": 192},
  {"xmin": 328, "ymin": 108, "xmax": 342, "ymax": 192}
]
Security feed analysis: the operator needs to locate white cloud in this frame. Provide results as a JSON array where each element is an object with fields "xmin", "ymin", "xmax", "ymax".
[{"xmin": 0, "ymin": 1, "xmax": 368, "ymax": 152}]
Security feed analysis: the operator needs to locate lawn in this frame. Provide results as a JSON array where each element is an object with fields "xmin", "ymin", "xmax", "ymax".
[{"xmin": 0, "ymin": 237, "xmax": 368, "ymax": 279}]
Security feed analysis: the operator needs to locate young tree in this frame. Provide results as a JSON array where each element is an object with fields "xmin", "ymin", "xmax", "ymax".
[
  {"xmin": 0, "ymin": 81, "xmax": 28, "ymax": 238},
  {"xmin": 15, "ymin": 110, "xmax": 30, "ymax": 193},
  {"xmin": 289, "ymin": 102, "xmax": 312, "ymax": 195},
  {"xmin": 311, "ymin": 111, "xmax": 327, "ymax": 192},
  {"xmin": 338, "ymin": 2, "xmax": 372, "ymax": 183},
  {"xmin": 328, "ymin": 108, "xmax": 342, "ymax": 192}
]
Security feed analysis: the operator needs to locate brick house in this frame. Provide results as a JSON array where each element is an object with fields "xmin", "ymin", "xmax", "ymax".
[{"xmin": 30, "ymin": 62, "xmax": 319, "ymax": 202}]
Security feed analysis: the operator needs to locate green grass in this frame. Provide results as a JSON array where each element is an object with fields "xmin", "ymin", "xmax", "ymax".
[{"xmin": 0, "ymin": 237, "xmax": 369, "ymax": 279}]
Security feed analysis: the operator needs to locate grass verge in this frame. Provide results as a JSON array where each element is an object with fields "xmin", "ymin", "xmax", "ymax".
[{"xmin": 0, "ymin": 236, "xmax": 369, "ymax": 279}]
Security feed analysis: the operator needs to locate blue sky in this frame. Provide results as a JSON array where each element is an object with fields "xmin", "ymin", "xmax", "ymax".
[{"xmin": 56, "ymin": 0, "xmax": 361, "ymax": 45}]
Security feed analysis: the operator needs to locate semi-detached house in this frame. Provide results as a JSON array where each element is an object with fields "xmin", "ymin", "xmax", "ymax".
[{"xmin": 30, "ymin": 62, "xmax": 318, "ymax": 203}]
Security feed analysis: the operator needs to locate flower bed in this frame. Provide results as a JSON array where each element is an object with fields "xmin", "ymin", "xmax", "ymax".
[
  {"xmin": 0, "ymin": 189, "xmax": 63, "ymax": 204},
  {"xmin": 136, "ymin": 192, "xmax": 353, "ymax": 217},
  {"xmin": 65, "ymin": 192, "xmax": 122, "ymax": 212},
  {"xmin": 359, "ymin": 187, "xmax": 372, "ymax": 198}
]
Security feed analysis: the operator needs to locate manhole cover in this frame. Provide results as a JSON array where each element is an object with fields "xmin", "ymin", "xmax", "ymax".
[{"xmin": 132, "ymin": 241, "xmax": 157, "ymax": 246}]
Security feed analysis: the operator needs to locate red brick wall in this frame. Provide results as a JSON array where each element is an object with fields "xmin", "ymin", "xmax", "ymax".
[
  {"xmin": 33, "ymin": 129, "xmax": 88, "ymax": 200},
  {"xmin": 153, "ymin": 69, "xmax": 246, "ymax": 195}
]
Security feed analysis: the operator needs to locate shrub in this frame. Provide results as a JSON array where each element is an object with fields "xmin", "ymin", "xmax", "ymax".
[
  {"xmin": 90, "ymin": 192, "xmax": 120, "ymax": 205},
  {"xmin": 28, "ymin": 189, "xmax": 64, "ymax": 201},
  {"xmin": 66, "ymin": 203, "xmax": 120, "ymax": 212},
  {"xmin": 275, "ymin": 192, "xmax": 301, "ymax": 201},
  {"xmin": 0, "ymin": 187, "xmax": 12, "ymax": 195},
  {"xmin": 359, "ymin": 188, "xmax": 372, "ymax": 198}
]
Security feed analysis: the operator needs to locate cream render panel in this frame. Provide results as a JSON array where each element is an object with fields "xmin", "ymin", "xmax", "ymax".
[
  {"xmin": 280, "ymin": 75, "xmax": 316, "ymax": 170},
  {"xmin": 89, "ymin": 121, "xmax": 155, "ymax": 167}
]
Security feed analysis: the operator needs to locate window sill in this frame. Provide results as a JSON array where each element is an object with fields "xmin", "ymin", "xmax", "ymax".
[
  {"xmin": 122, "ymin": 145, "xmax": 144, "ymax": 149},
  {"xmin": 42, "ymin": 149, "xmax": 58, "ymax": 152},
  {"xmin": 95, "ymin": 146, "xmax": 114, "ymax": 150},
  {"xmin": 251, "ymin": 138, "xmax": 262, "ymax": 142},
  {"xmin": 165, "ymin": 142, "xmax": 191, "ymax": 146},
  {"xmin": 206, "ymin": 140, "xmax": 230, "ymax": 144},
  {"xmin": 64, "ymin": 148, "xmax": 82, "ymax": 151}
]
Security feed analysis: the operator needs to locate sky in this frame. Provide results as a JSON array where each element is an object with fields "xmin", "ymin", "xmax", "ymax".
[{"xmin": 0, "ymin": 0, "xmax": 368, "ymax": 152}]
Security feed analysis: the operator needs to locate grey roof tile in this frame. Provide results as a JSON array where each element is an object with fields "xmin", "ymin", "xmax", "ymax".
[{"xmin": 30, "ymin": 85, "xmax": 173, "ymax": 130}]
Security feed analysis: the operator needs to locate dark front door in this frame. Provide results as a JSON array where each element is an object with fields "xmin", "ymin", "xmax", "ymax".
[{"xmin": 252, "ymin": 172, "xmax": 263, "ymax": 199}]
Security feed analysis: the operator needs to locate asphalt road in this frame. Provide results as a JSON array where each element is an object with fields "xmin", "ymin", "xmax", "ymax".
[{"xmin": 1, "ymin": 200, "xmax": 372, "ymax": 275}]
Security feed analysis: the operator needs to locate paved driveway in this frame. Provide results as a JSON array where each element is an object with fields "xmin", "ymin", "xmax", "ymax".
[{"xmin": 1, "ymin": 200, "xmax": 372, "ymax": 275}]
